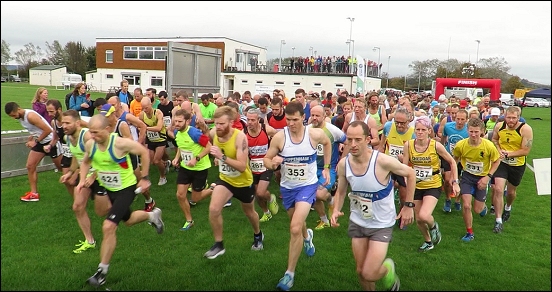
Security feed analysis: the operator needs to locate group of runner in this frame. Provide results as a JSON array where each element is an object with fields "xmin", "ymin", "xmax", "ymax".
[{"xmin": 4, "ymin": 84, "xmax": 533, "ymax": 291}]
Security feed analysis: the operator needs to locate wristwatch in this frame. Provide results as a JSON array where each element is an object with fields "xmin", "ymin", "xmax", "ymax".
[
  {"xmin": 403, "ymin": 202, "xmax": 415, "ymax": 208},
  {"xmin": 221, "ymin": 154, "xmax": 227, "ymax": 162},
  {"xmin": 196, "ymin": 156, "xmax": 201, "ymax": 161},
  {"xmin": 487, "ymin": 173, "xmax": 494, "ymax": 179},
  {"xmin": 453, "ymin": 179, "xmax": 460, "ymax": 184}
]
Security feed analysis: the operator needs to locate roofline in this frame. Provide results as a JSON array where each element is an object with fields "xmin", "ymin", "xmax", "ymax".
[{"xmin": 95, "ymin": 36, "xmax": 266, "ymax": 50}]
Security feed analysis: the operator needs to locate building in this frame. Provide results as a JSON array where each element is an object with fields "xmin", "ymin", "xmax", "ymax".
[
  {"xmin": 88, "ymin": 37, "xmax": 381, "ymax": 99},
  {"xmin": 29, "ymin": 65, "xmax": 66, "ymax": 87}
]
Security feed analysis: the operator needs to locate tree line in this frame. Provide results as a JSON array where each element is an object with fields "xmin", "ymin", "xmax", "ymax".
[{"xmin": 2, "ymin": 39, "xmax": 548, "ymax": 93}]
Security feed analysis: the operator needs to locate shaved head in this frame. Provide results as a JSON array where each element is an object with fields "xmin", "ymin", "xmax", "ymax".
[
  {"xmin": 89, "ymin": 114, "xmax": 109, "ymax": 129},
  {"xmin": 141, "ymin": 96, "xmax": 152, "ymax": 107},
  {"xmin": 181, "ymin": 101, "xmax": 192, "ymax": 112}
]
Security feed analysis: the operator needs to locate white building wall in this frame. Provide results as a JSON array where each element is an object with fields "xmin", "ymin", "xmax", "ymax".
[
  {"xmin": 223, "ymin": 73, "xmax": 354, "ymax": 97},
  {"xmin": 87, "ymin": 69, "xmax": 166, "ymax": 93},
  {"xmin": 224, "ymin": 40, "xmax": 267, "ymax": 71},
  {"xmin": 51, "ymin": 68, "xmax": 67, "ymax": 86},
  {"xmin": 364, "ymin": 77, "xmax": 382, "ymax": 92},
  {"xmin": 29, "ymin": 70, "xmax": 51, "ymax": 86}
]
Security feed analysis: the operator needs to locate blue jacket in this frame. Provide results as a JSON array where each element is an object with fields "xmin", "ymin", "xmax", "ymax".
[{"xmin": 69, "ymin": 93, "xmax": 92, "ymax": 116}]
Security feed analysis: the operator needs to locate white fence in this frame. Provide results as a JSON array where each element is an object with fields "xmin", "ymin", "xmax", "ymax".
[{"xmin": 1, "ymin": 130, "xmax": 56, "ymax": 178}]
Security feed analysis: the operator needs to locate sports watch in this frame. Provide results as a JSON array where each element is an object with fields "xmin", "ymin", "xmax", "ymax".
[{"xmin": 403, "ymin": 202, "xmax": 415, "ymax": 208}]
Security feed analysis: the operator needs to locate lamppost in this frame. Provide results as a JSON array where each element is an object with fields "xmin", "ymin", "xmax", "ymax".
[
  {"xmin": 475, "ymin": 40, "xmax": 480, "ymax": 74},
  {"xmin": 372, "ymin": 46, "xmax": 381, "ymax": 77},
  {"xmin": 386, "ymin": 55, "xmax": 391, "ymax": 88},
  {"xmin": 279, "ymin": 40, "xmax": 286, "ymax": 72},
  {"xmin": 346, "ymin": 17, "xmax": 355, "ymax": 57},
  {"xmin": 309, "ymin": 46, "xmax": 313, "ymax": 56}
]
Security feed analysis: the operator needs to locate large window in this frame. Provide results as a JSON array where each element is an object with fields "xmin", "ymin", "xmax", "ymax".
[
  {"xmin": 124, "ymin": 46, "xmax": 166, "ymax": 60},
  {"xmin": 151, "ymin": 76, "xmax": 163, "ymax": 87},
  {"xmin": 106, "ymin": 50, "xmax": 113, "ymax": 63},
  {"xmin": 122, "ymin": 75, "xmax": 140, "ymax": 86}
]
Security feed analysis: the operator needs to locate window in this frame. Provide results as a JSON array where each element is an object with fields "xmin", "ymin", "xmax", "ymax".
[
  {"xmin": 106, "ymin": 50, "xmax": 113, "ymax": 63},
  {"xmin": 106, "ymin": 74, "xmax": 114, "ymax": 79},
  {"xmin": 154, "ymin": 47, "xmax": 167, "ymax": 60},
  {"xmin": 123, "ymin": 75, "xmax": 140, "ymax": 86},
  {"xmin": 124, "ymin": 46, "xmax": 166, "ymax": 60},
  {"xmin": 335, "ymin": 83, "xmax": 344, "ymax": 87},
  {"xmin": 256, "ymin": 80, "xmax": 263, "ymax": 84},
  {"xmin": 241, "ymin": 80, "xmax": 248, "ymax": 84},
  {"xmin": 151, "ymin": 76, "xmax": 163, "ymax": 87},
  {"xmin": 293, "ymin": 82, "xmax": 301, "ymax": 86},
  {"xmin": 275, "ymin": 81, "xmax": 284, "ymax": 85},
  {"xmin": 313, "ymin": 83, "xmax": 322, "ymax": 87}
]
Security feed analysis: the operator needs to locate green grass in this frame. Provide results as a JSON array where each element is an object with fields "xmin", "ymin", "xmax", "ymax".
[{"xmin": 1, "ymin": 82, "xmax": 551, "ymax": 291}]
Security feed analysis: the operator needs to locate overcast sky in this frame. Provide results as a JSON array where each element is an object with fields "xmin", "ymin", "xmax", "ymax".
[{"xmin": 2, "ymin": 1, "xmax": 550, "ymax": 85}]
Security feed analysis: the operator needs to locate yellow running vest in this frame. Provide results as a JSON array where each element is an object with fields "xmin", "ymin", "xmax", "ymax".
[
  {"xmin": 214, "ymin": 129, "xmax": 253, "ymax": 187},
  {"xmin": 408, "ymin": 139, "xmax": 441, "ymax": 189}
]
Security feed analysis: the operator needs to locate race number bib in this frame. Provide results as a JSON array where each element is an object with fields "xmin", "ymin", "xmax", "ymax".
[
  {"xmin": 162, "ymin": 116, "xmax": 172, "ymax": 128},
  {"xmin": 388, "ymin": 144, "xmax": 403, "ymax": 159},
  {"xmin": 219, "ymin": 162, "xmax": 240, "ymax": 177},
  {"xmin": 414, "ymin": 165, "xmax": 432, "ymax": 181},
  {"xmin": 61, "ymin": 144, "xmax": 72, "ymax": 157},
  {"xmin": 502, "ymin": 156, "xmax": 518, "ymax": 165},
  {"xmin": 98, "ymin": 171, "xmax": 122, "ymax": 189},
  {"xmin": 348, "ymin": 192, "xmax": 373, "ymax": 219},
  {"xmin": 316, "ymin": 144, "xmax": 324, "ymax": 156},
  {"xmin": 180, "ymin": 150, "xmax": 193, "ymax": 165},
  {"xmin": 249, "ymin": 158, "xmax": 266, "ymax": 173},
  {"xmin": 465, "ymin": 160, "xmax": 484, "ymax": 175},
  {"xmin": 284, "ymin": 163, "xmax": 307, "ymax": 181},
  {"xmin": 146, "ymin": 131, "xmax": 160, "ymax": 140}
]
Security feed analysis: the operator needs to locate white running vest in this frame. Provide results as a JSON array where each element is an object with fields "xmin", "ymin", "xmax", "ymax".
[
  {"xmin": 279, "ymin": 126, "xmax": 318, "ymax": 189},
  {"xmin": 20, "ymin": 110, "xmax": 53, "ymax": 143},
  {"xmin": 345, "ymin": 151, "xmax": 396, "ymax": 228}
]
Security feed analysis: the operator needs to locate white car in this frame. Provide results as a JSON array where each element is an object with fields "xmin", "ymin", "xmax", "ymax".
[
  {"xmin": 499, "ymin": 93, "xmax": 515, "ymax": 106},
  {"xmin": 524, "ymin": 97, "xmax": 550, "ymax": 108}
]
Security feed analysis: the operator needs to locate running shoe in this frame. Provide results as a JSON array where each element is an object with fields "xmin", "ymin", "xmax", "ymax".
[
  {"xmin": 303, "ymin": 228, "xmax": 315, "ymax": 257},
  {"xmin": 251, "ymin": 232, "xmax": 264, "ymax": 251},
  {"xmin": 490, "ymin": 205, "xmax": 495, "ymax": 215},
  {"xmin": 418, "ymin": 242, "xmax": 434, "ymax": 252},
  {"xmin": 149, "ymin": 207, "xmax": 164, "ymax": 234},
  {"xmin": 492, "ymin": 222, "xmax": 503, "ymax": 233},
  {"xmin": 224, "ymin": 199, "xmax": 232, "ymax": 207},
  {"xmin": 502, "ymin": 210, "xmax": 511, "ymax": 222},
  {"xmin": 158, "ymin": 177, "xmax": 167, "ymax": 186},
  {"xmin": 461, "ymin": 232, "xmax": 474, "ymax": 242},
  {"xmin": 454, "ymin": 201, "xmax": 462, "ymax": 211},
  {"xmin": 165, "ymin": 160, "xmax": 171, "ymax": 175},
  {"xmin": 86, "ymin": 268, "xmax": 106, "ymax": 287},
  {"xmin": 382, "ymin": 258, "xmax": 400, "ymax": 291},
  {"xmin": 314, "ymin": 220, "xmax": 330, "ymax": 230},
  {"xmin": 276, "ymin": 273, "xmax": 294, "ymax": 291},
  {"xmin": 268, "ymin": 194, "xmax": 279, "ymax": 215},
  {"xmin": 180, "ymin": 220, "xmax": 194, "ymax": 231},
  {"xmin": 204, "ymin": 243, "xmax": 225, "ymax": 259},
  {"xmin": 21, "ymin": 192, "xmax": 40, "ymax": 202},
  {"xmin": 430, "ymin": 222, "xmax": 442, "ymax": 245},
  {"xmin": 73, "ymin": 240, "xmax": 96, "ymax": 254},
  {"xmin": 479, "ymin": 206, "xmax": 488, "ymax": 217},
  {"xmin": 443, "ymin": 199, "xmax": 452, "ymax": 213},
  {"xmin": 144, "ymin": 199, "xmax": 156, "ymax": 212},
  {"xmin": 260, "ymin": 213, "xmax": 272, "ymax": 222}
]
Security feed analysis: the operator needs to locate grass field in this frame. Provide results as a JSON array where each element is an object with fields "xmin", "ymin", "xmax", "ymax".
[{"xmin": 1, "ymin": 82, "xmax": 551, "ymax": 291}]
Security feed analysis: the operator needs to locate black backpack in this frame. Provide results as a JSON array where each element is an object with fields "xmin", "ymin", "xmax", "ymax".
[{"xmin": 64, "ymin": 92, "xmax": 73, "ymax": 111}]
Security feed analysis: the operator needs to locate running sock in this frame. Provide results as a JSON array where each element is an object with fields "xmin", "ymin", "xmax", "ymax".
[
  {"xmin": 285, "ymin": 271, "xmax": 295, "ymax": 278},
  {"xmin": 496, "ymin": 218, "xmax": 503, "ymax": 224},
  {"xmin": 145, "ymin": 197, "xmax": 153, "ymax": 203},
  {"xmin": 320, "ymin": 215, "xmax": 329, "ymax": 224},
  {"xmin": 98, "ymin": 263, "xmax": 109, "ymax": 274},
  {"xmin": 328, "ymin": 197, "xmax": 334, "ymax": 205},
  {"xmin": 505, "ymin": 205, "xmax": 512, "ymax": 211},
  {"xmin": 467, "ymin": 228, "xmax": 473, "ymax": 234},
  {"xmin": 254, "ymin": 231, "xmax": 262, "ymax": 238}
]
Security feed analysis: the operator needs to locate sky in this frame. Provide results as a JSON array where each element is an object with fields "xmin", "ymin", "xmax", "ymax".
[{"xmin": 1, "ymin": 1, "xmax": 551, "ymax": 85}]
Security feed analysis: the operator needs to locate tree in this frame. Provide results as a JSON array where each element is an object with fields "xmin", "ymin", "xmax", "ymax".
[
  {"xmin": 1, "ymin": 39, "xmax": 12, "ymax": 65},
  {"xmin": 65, "ymin": 41, "xmax": 86, "ymax": 76},
  {"xmin": 503, "ymin": 76, "xmax": 524, "ymax": 93},
  {"xmin": 44, "ymin": 40, "xmax": 67, "ymax": 65},
  {"xmin": 85, "ymin": 45, "xmax": 96, "ymax": 71},
  {"xmin": 14, "ymin": 43, "xmax": 43, "ymax": 77}
]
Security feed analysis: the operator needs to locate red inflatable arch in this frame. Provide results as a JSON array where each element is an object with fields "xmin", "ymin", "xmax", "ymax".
[{"xmin": 434, "ymin": 78, "xmax": 500, "ymax": 101}]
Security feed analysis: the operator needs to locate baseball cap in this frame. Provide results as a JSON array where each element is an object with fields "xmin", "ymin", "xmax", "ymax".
[
  {"xmin": 438, "ymin": 94, "xmax": 446, "ymax": 102},
  {"xmin": 491, "ymin": 107, "xmax": 501, "ymax": 116},
  {"xmin": 459, "ymin": 100, "xmax": 468, "ymax": 108},
  {"xmin": 100, "ymin": 104, "xmax": 115, "ymax": 117},
  {"xmin": 430, "ymin": 100, "xmax": 439, "ymax": 107}
]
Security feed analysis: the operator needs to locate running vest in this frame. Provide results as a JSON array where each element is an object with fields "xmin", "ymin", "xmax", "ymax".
[
  {"xmin": 453, "ymin": 138, "xmax": 499, "ymax": 177},
  {"xmin": 89, "ymin": 133, "xmax": 136, "ymax": 191},
  {"xmin": 20, "ymin": 109, "xmax": 53, "ymax": 143},
  {"xmin": 143, "ymin": 110, "xmax": 167, "ymax": 142},
  {"xmin": 368, "ymin": 106, "xmax": 383, "ymax": 135},
  {"xmin": 158, "ymin": 101, "xmax": 174, "ymax": 130},
  {"xmin": 67, "ymin": 128, "xmax": 94, "ymax": 173},
  {"xmin": 214, "ymin": 129, "xmax": 253, "ymax": 187},
  {"xmin": 245, "ymin": 123, "xmax": 270, "ymax": 174},
  {"xmin": 408, "ymin": 139, "xmax": 442, "ymax": 189},
  {"xmin": 385, "ymin": 123, "xmax": 414, "ymax": 160},
  {"xmin": 118, "ymin": 111, "xmax": 139, "ymax": 141},
  {"xmin": 345, "ymin": 151, "xmax": 396, "ymax": 228},
  {"xmin": 349, "ymin": 112, "xmax": 371, "ymax": 125},
  {"xmin": 310, "ymin": 122, "xmax": 346, "ymax": 169},
  {"xmin": 279, "ymin": 127, "xmax": 318, "ymax": 189},
  {"xmin": 497, "ymin": 122, "xmax": 526, "ymax": 166},
  {"xmin": 267, "ymin": 112, "xmax": 287, "ymax": 130},
  {"xmin": 54, "ymin": 118, "xmax": 71, "ymax": 157},
  {"xmin": 485, "ymin": 118, "xmax": 498, "ymax": 133},
  {"xmin": 174, "ymin": 126, "xmax": 211, "ymax": 171}
]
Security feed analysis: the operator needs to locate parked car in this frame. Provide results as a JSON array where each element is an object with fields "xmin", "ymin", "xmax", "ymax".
[
  {"xmin": 0, "ymin": 76, "xmax": 6, "ymax": 82},
  {"xmin": 499, "ymin": 93, "xmax": 515, "ymax": 106},
  {"xmin": 523, "ymin": 97, "xmax": 550, "ymax": 108},
  {"xmin": 9, "ymin": 75, "xmax": 21, "ymax": 82}
]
